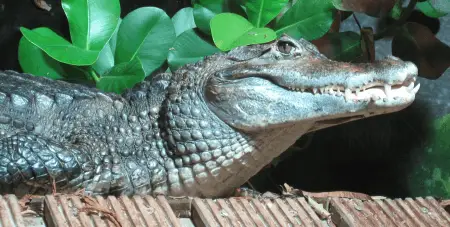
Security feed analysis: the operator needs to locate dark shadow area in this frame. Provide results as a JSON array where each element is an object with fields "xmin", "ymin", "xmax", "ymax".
[
  {"xmin": 376, "ymin": 9, "xmax": 441, "ymax": 37},
  {"xmin": 0, "ymin": 0, "xmax": 68, "ymax": 71},
  {"xmin": 406, "ymin": 10, "xmax": 441, "ymax": 35},
  {"xmin": 249, "ymin": 99, "xmax": 433, "ymax": 198}
]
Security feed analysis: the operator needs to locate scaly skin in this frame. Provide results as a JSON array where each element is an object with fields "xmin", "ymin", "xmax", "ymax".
[{"xmin": 0, "ymin": 35, "xmax": 419, "ymax": 197}]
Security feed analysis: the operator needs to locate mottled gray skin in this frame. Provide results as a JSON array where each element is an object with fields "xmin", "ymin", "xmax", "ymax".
[{"xmin": 0, "ymin": 35, "xmax": 419, "ymax": 198}]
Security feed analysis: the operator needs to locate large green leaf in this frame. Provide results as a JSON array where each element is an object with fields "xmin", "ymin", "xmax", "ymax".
[
  {"xmin": 62, "ymin": 0, "xmax": 121, "ymax": 51},
  {"xmin": 193, "ymin": 0, "xmax": 226, "ymax": 35},
  {"xmin": 172, "ymin": 7, "xmax": 196, "ymax": 36},
  {"xmin": 115, "ymin": 7, "xmax": 176, "ymax": 76},
  {"xmin": 417, "ymin": 1, "xmax": 449, "ymax": 18},
  {"xmin": 168, "ymin": 29, "xmax": 220, "ymax": 71},
  {"xmin": 244, "ymin": 0, "xmax": 288, "ymax": 27},
  {"xmin": 92, "ymin": 18, "xmax": 122, "ymax": 76},
  {"xmin": 274, "ymin": 0, "xmax": 334, "ymax": 40},
  {"xmin": 92, "ymin": 43, "xmax": 115, "ymax": 76},
  {"xmin": 20, "ymin": 27, "xmax": 99, "ymax": 65},
  {"xmin": 109, "ymin": 18, "xmax": 122, "ymax": 55},
  {"xmin": 97, "ymin": 57, "xmax": 145, "ymax": 94},
  {"xmin": 18, "ymin": 30, "xmax": 65, "ymax": 79},
  {"xmin": 211, "ymin": 13, "xmax": 277, "ymax": 51}
]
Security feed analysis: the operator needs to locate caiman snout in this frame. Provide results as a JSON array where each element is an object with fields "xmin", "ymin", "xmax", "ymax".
[
  {"xmin": 282, "ymin": 56, "xmax": 420, "ymax": 103},
  {"xmin": 215, "ymin": 51, "xmax": 420, "ymax": 104}
]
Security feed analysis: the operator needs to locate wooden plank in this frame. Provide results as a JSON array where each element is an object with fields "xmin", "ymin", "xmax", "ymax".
[
  {"xmin": 120, "ymin": 196, "xmax": 146, "ymax": 226},
  {"xmin": 263, "ymin": 199, "xmax": 289, "ymax": 226},
  {"xmin": 205, "ymin": 199, "xmax": 230, "ymax": 226},
  {"xmin": 229, "ymin": 198, "xmax": 255, "ymax": 226},
  {"xmin": 252, "ymin": 199, "xmax": 279, "ymax": 226},
  {"xmin": 192, "ymin": 198, "xmax": 219, "ymax": 226},
  {"xmin": 44, "ymin": 195, "xmax": 68, "ymax": 227},
  {"xmin": 133, "ymin": 195, "xmax": 159, "ymax": 227},
  {"xmin": 240, "ymin": 199, "xmax": 266, "ymax": 227},
  {"xmin": 156, "ymin": 195, "xmax": 181, "ymax": 227},
  {"xmin": 3, "ymin": 195, "xmax": 25, "ymax": 227},
  {"xmin": 107, "ymin": 196, "xmax": 132, "ymax": 226}
]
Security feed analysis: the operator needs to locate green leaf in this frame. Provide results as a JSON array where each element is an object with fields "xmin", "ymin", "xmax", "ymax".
[
  {"xmin": 59, "ymin": 65, "xmax": 92, "ymax": 84},
  {"xmin": 97, "ymin": 57, "xmax": 145, "ymax": 94},
  {"xmin": 109, "ymin": 18, "xmax": 122, "ymax": 55},
  {"xmin": 244, "ymin": 0, "xmax": 288, "ymax": 27},
  {"xmin": 20, "ymin": 27, "xmax": 99, "ymax": 65},
  {"xmin": 274, "ymin": 0, "xmax": 334, "ymax": 40},
  {"xmin": 172, "ymin": 7, "xmax": 196, "ymax": 36},
  {"xmin": 211, "ymin": 13, "xmax": 277, "ymax": 51},
  {"xmin": 328, "ymin": 32, "xmax": 362, "ymax": 62},
  {"xmin": 417, "ymin": 1, "xmax": 448, "ymax": 18},
  {"xmin": 389, "ymin": 0, "xmax": 403, "ymax": 20},
  {"xmin": 92, "ymin": 43, "xmax": 115, "ymax": 76},
  {"xmin": 18, "ymin": 29, "xmax": 65, "ymax": 79},
  {"xmin": 115, "ymin": 7, "xmax": 176, "ymax": 76},
  {"xmin": 92, "ymin": 18, "xmax": 122, "ymax": 76},
  {"xmin": 62, "ymin": 0, "xmax": 121, "ymax": 51},
  {"xmin": 168, "ymin": 29, "xmax": 220, "ymax": 71},
  {"xmin": 193, "ymin": 0, "xmax": 226, "ymax": 35}
]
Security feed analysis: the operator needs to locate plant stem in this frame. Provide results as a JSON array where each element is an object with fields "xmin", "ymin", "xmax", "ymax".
[
  {"xmin": 353, "ymin": 14, "xmax": 362, "ymax": 30},
  {"xmin": 374, "ymin": 0, "xmax": 417, "ymax": 40},
  {"xmin": 89, "ymin": 69, "xmax": 100, "ymax": 82}
]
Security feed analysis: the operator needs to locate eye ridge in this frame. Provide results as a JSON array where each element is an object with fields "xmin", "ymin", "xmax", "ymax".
[{"xmin": 277, "ymin": 41, "xmax": 296, "ymax": 55}]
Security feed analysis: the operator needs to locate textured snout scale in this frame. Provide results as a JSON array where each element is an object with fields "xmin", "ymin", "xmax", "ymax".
[{"xmin": 0, "ymin": 35, "xmax": 419, "ymax": 198}]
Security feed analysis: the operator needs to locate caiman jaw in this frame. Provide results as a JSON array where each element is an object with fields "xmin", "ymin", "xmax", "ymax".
[
  {"xmin": 285, "ymin": 75, "xmax": 420, "ymax": 102},
  {"xmin": 205, "ymin": 37, "xmax": 421, "ymax": 133}
]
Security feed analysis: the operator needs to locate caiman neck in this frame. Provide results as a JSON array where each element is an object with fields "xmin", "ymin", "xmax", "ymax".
[{"xmin": 161, "ymin": 72, "xmax": 312, "ymax": 197}]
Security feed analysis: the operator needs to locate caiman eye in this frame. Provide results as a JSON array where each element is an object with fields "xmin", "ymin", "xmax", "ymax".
[{"xmin": 277, "ymin": 41, "xmax": 296, "ymax": 55}]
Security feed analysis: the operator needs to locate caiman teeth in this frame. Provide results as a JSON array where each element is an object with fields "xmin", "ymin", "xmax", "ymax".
[
  {"xmin": 412, "ymin": 83, "xmax": 420, "ymax": 94},
  {"xmin": 285, "ymin": 77, "xmax": 419, "ymax": 102},
  {"xmin": 407, "ymin": 82, "xmax": 414, "ymax": 91},
  {"xmin": 384, "ymin": 84, "xmax": 392, "ymax": 98},
  {"xmin": 345, "ymin": 88, "xmax": 352, "ymax": 101}
]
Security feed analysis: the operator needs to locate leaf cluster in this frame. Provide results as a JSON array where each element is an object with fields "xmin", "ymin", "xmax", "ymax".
[
  {"xmin": 17, "ymin": 0, "xmax": 336, "ymax": 93},
  {"xmin": 18, "ymin": 0, "xmax": 450, "ymax": 94},
  {"xmin": 19, "ymin": 0, "xmax": 175, "ymax": 94}
]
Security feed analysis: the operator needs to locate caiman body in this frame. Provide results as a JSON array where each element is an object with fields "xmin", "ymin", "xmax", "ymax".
[{"xmin": 0, "ymin": 36, "xmax": 419, "ymax": 197}]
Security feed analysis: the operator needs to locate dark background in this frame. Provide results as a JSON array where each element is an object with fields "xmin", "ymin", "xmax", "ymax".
[{"xmin": 0, "ymin": 0, "xmax": 449, "ymax": 198}]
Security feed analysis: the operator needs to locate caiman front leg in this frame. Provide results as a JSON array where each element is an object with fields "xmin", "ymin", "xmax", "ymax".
[
  {"xmin": 0, "ymin": 132, "xmax": 155, "ymax": 196},
  {"xmin": 0, "ymin": 133, "xmax": 87, "ymax": 195}
]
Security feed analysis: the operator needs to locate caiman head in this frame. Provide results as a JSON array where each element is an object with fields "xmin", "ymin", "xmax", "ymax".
[{"xmin": 164, "ymin": 35, "xmax": 419, "ymax": 197}]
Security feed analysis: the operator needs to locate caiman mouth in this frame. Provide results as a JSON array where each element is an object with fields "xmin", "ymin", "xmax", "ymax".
[
  {"xmin": 218, "ymin": 56, "xmax": 420, "ymax": 103},
  {"xmin": 283, "ymin": 75, "xmax": 420, "ymax": 102}
]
